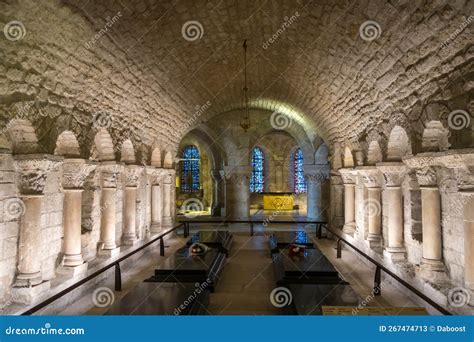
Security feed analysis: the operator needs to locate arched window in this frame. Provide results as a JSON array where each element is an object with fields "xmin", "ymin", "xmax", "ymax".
[
  {"xmin": 293, "ymin": 148, "xmax": 306, "ymax": 193},
  {"xmin": 181, "ymin": 145, "xmax": 200, "ymax": 193},
  {"xmin": 250, "ymin": 147, "xmax": 264, "ymax": 193}
]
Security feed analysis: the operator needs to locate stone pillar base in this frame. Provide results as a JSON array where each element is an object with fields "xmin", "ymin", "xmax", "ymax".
[
  {"xmin": 150, "ymin": 223, "xmax": 161, "ymax": 233},
  {"xmin": 383, "ymin": 247, "xmax": 406, "ymax": 262},
  {"xmin": 62, "ymin": 253, "xmax": 85, "ymax": 268},
  {"xmin": 366, "ymin": 235, "xmax": 382, "ymax": 250},
  {"xmin": 15, "ymin": 271, "xmax": 42, "ymax": 287},
  {"xmin": 122, "ymin": 237, "xmax": 138, "ymax": 246},
  {"xmin": 12, "ymin": 280, "xmax": 51, "ymax": 305},
  {"xmin": 161, "ymin": 217, "xmax": 173, "ymax": 228},
  {"xmin": 56, "ymin": 262, "xmax": 88, "ymax": 277},
  {"xmin": 342, "ymin": 222, "xmax": 356, "ymax": 234},
  {"xmin": 98, "ymin": 247, "xmax": 121, "ymax": 258},
  {"xmin": 421, "ymin": 257, "xmax": 445, "ymax": 272}
]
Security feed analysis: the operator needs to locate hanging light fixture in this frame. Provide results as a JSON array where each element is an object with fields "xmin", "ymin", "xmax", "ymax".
[{"xmin": 240, "ymin": 39, "xmax": 251, "ymax": 131}]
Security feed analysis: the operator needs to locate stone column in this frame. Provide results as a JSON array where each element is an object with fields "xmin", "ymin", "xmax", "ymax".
[
  {"xmin": 224, "ymin": 166, "xmax": 251, "ymax": 220},
  {"xmin": 377, "ymin": 163, "xmax": 406, "ymax": 262},
  {"xmin": 161, "ymin": 170, "xmax": 175, "ymax": 229},
  {"xmin": 98, "ymin": 163, "xmax": 121, "ymax": 258},
  {"xmin": 416, "ymin": 167, "xmax": 445, "ymax": 273},
  {"xmin": 330, "ymin": 171, "xmax": 344, "ymax": 229},
  {"xmin": 12, "ymin": 155, "xmax": 61, "ymax": 302},
  {"xmin": 339, "ymin": 168, "xmax": 356, "ymax": 234},
  {"xmin": 122, "ymin": 165, "xmax": 143, "ymax": 245},
  {"xmin": 58, "ymin": 159, "xmax": 96, "ymax": 276},
  {"xmin": 304, "ymin": 167, "xmax": 329, "ymax": 221},
  {"xmin": 210, "ymin": 169, "xmax": 223, "ymax": 216},
  {"xmin": 359, "ymin": 167, "xmax": 382, "ymax": 249},
  {"xmin": 462, "ymin": 193, "xmax": 474, "ymax": 290}
]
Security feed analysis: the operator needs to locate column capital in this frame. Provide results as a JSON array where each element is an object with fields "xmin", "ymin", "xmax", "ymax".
[
  {"xmin": 376, "ymin": 162, "xmax": 407, "ymax": 187},
  {"xmin": 14, "ymin": 154, "xmax": 62, "ymax": 195},
  {"xmin": 98, "ymin": 162, "xmax": 122, "ymax": 189},
  {"xmin": 62, "ymin": 158, "xmax": 97, "ymax": 190},
  {"xmin": 338, "ymin": 168, "xmax": 357, "ymax": 184},
  {"xmin": 357, "ymin": 167, "xmax": 382, "ymax": 188},
  {"xmin": 223, "ymin": 165, "xmax": 251, "ymax": 185},
  {"xmin": 125, "ymin": 165, "xmax": 145, "ymax": 188},
  {"xmin": 415, "ymin": 166, "xmax": 439, "ymax": 188},
  {"xmin": 304, "ymin": 172, "xmax": 328, "ymax": 184},
  {"xmin": 210, "ymin": 169, "xmax": 223, "ymax": 181}
]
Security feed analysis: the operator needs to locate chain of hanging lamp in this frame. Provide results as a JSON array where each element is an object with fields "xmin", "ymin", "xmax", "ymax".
[{"xmin": 240, "ymin": 39, "xmax": 251, "ymax": 131}]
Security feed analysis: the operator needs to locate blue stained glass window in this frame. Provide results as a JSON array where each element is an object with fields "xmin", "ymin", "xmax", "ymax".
[
  {"xmin": 181, "ymin": 145, "xmax": 200, "ymax": 193},
  {"xmin": 250, "ymin": 147, "xmax": 264, "ymax": 193},
  {"xmin": 294, "ymin": 148, "xmax": 306, "ymax": 193}
]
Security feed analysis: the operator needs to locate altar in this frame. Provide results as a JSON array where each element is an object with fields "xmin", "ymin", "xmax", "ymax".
[{"xmin": 263, "ymin": 192, "xmax": 294, "ymax": 210}]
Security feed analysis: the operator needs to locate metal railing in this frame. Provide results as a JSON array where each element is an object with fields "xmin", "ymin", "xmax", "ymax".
[
  {"xmin": 180, "ymin": 218, "xmax": 452, "ymax": 315},
  {"xmin": 21, "ymin": 222, "xmax": 186, "ymax": 315}
]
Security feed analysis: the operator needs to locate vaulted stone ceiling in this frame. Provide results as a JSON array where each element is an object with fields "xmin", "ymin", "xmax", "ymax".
[{"xmin": 1, "ymin": 0, "xmax": 472, "ymax": 154}]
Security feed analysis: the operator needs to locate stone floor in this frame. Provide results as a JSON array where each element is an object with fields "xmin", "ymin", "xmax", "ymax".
[{"xmin": 52, "ymin": 223, "xmax": 421, "ymax": 315}]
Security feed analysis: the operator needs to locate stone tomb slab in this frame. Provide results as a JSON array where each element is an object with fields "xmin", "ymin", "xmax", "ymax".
[
  {"xmin": 272, "ymin": 247, "xmax": 343, "ymax": 285},
  {"xmin": 269, "ymin": 231, "xmax": 314, "ymax": 254},
  {"xmin": 186, "ymin": 230, "xmax": 233, "ymax": 256},
  {"xmin": 104, "ymin": 282, "xmax": 209, "ymax": 315},
  {"xmin": 145, "ymin": 247, "xmax": 225, "ymax": 291}
]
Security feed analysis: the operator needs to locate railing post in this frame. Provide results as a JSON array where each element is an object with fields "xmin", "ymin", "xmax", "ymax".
[
  {"xmin": 160, "ymin": 237, "xmax": 165, "ymax": 256},
  {"xmin": 316, "ymin": 223, "xmax": 322, "ymax": 239},
  {"xmin": 184, "ymin": 222, "xmax": 189, "ymax": 238},
  {"xmin": 114, "ymin": 263, "xmax": 122, "ymax": 291},
  {"xmin": 336, "ymin": 238, "xmax": 342, "ymax": 258},
  {"xmin": 250, "ymin": 222, "xmax": 254, "ymax": 236},
  {"xmin": 374, "ymin": 266, "xmax": 381, "ymax": 296}
]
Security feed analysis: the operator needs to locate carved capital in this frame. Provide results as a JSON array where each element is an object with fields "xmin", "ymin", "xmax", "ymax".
[
  {"xmin": 416, "ymin": 167, "xmax": 438, "ymax": 187},
  {"xmin": 376, "ymin": 162, "xmax": 407, "ymax": 187},
  {"xmin": 62, "ymin": 159, "xmax": 97, "ymax": 189},
  {"xmin": 339, "ymin": 168, "xmax": 356, "ymax": 184},
  {"xmin": 357, "ymin": 168, "xmax": 381, "ymax": 188},
  {"xmin": 125, "ymin": 165, "xmax": 144, "ymax": 188},
  {"xmin": 454, "ymin": 167, "xmax": 474, "ymax": 192},
  {"xmin": 305, "ymin": 172, "xmax": 328, "ymax": 184},
  {"xmin": 99, "ymin": 163, "xmax": 121, "ymax": 188},
  {"xmin": 14, "ymin": 154, "xmax": 62, "ymax": 195}
]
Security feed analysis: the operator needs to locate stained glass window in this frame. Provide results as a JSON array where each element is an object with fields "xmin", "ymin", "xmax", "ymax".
[
  {"xmin": 250, "ymin": 147, "xmax": 264, "ymax": 193},
  {"xmin": 181, "ymin": 145, "xmax": 200, "ymax": 193},
  {"xmin": 294, "ymin": 148, "xmax": 306, "ymax": 193}
]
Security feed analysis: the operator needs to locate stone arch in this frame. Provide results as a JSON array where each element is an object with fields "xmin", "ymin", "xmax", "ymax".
[
  {"xmin": 163, "ymin": 151, "xmax": 174, "ymax": 168},
  {"xmin": 120, "ymin": 139, "xmax": 136, "ymax": 164},
  {"xmin": 343, "ymin": 146, "xmax": 354, "ymax": 168},
  {"xmin": 150, "ymin": 147, "xmax": 162, "ymax": 167},
  {"xmin": 386, "ymin": 125, "xmax": 411, "ymax": 161},
  {"xmin": 366, "ymin": 141, "xmax": 383, "ymax": 166},
  {"xmin": 54, "ymin": 131, "xmax": 81, "ymax": 157},
  {"xmin": 7, "ymin": 119, "xmax": 40, "ymax": 154},
  {"xmin": 315, "ymin": 143, "xmax": 329, "ymax": 165},
  {"xmin": 92, "ymin": 128, "xmax": 115, "ymax": 161},
  {"xmin": 421, "ymin": 121, "xmax": 450, "ymax": 152}
]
